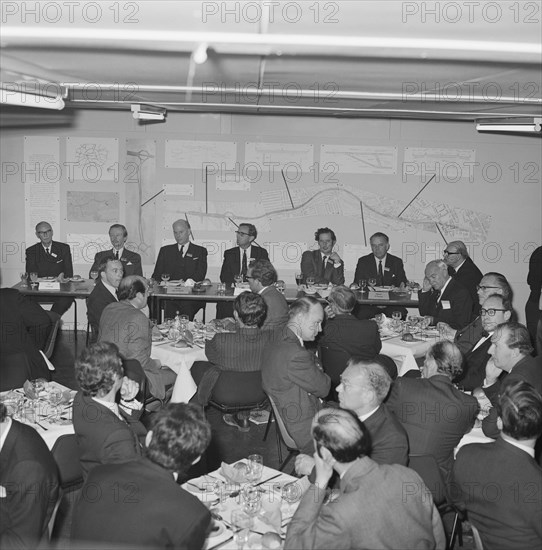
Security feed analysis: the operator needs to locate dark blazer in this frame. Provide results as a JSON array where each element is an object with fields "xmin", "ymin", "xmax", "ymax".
[
  {"xmin": 301, "ymin": 250, "xmax": 345, "ymax": 285},
  {"xmin": 72, "ymin": 391, "xmax": 144, "ymax": 478},
  {"xmin": 418, "ymin": 277, "xmax": 473, "ymax": 330},
  {"xmin": 450, "ymin": 257, "xmax": 483, "ymax": 314},
  {"xmin": 0, "ymin": 420, "xmax": 59, "ymax": 549},
  {"xmin": 90, "ymin": 248, "xmax": 143, "ymax": 277},
  {"xmin": 262, "ymin": 328, "xmax": 330, "ymax": 454},
  {"xmin": 71, "ymin": 457, "xmax": 211, "ymax": 550},
  {"xmin": 353, "ymin": 253, "xmax": 408, "ymax": 286},
  {"xmin": 152, "ymin": 242, "xmax": 207, "ymax": 282},
  {"xmin": 0, "ymin": 288, "xmax": 51, "ymax": 383},
  {"xmin": 25, "ymin": 240, "xmax": 73, "ymax": 278},
  {"xmin": 387, "ymin": 375, "xmax": 478, "ymax": 480},
  {"xmin": 87, "ymin": 278, "xmax": 117, "ymax": 336},
  {"xmin": 220, "ymin": 245, "xmax": 268, "ymax": 285},
  {"xmin": 453, "ymin": 438, "xmax": 542, "ymax": 550},
  {"xmin": 456, "ymin": 336, "xmax": 493, "ymax": 391},
  {"xmin": 454, "ymin": 315, "xmax": 484, "ymax": 355},
  {"xmin": 260, "ymin": 285, "xmax": 289, "ymax": 331}
]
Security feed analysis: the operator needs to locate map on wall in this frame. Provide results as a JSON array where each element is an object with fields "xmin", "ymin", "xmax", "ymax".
[
  {"xmin": 65, "ymin": 137, "xmax": 119, "ymax": 181},
  {"xmin": 320, "ymin": 145, "xmax": 397, "ymax": 174},
  {"xmin": 66, "ymin": 191, "xmax": 119, "ymax": 222}
]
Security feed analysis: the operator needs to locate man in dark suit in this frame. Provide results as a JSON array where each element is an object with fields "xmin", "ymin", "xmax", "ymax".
[
  {"xmin": 247, "ymin": 259, "xmax": 289, "ymax": 331},
  {"xmin": 443, "ymin": 240, "xmax": 483, "ymax": 315},
  {"xmin": 353, "ymin": 232, "xmax": 408, "ymax": 319},
  {"xmin": 89, "ymin": 223, "xmax": 142, "ymax": 277},
  {"xmin": 300, "ymin": 227, "xmax": 345, "ymax": 285},
  {"xmin": 0, "ymin": 402, "xmax": 59, "ymax": 549},
  {"xmin": 25, "ymin": 220, "xmax": 74, "ymax": 316},
  {"xmin": 387, "ymin": 340, "xmax": 478, "ymax": 482},
  {"xmin": 86, "ymin": 256, "xmax": 123, "ymax": 341},
  {"xmin": 72, "ymin": 342, "xmax": 146, "ymax": 478},
  {"xmin": 525, "ymin": 246, "xmax": 541, "ymax": 347},
  {"xmin": 262, "ymin": 297, "xmax": 331, "ymax": 454},
  {"xmin": 152, "ymin": 219, "xmax": 208, "ymax": 319},
  {"xmin": 453, "ymin": 380, "xmax": 542, "ymax": 550},
  {"xmin": 71, "ymin": 403, "xmax": 212, "ymax": 550},
  {"xmin": 418, "ymin": 259, "xmax": 473, "ymax": 330},
  {"xmin": 216, "ymin": 223, "xmax": 268, "ymax": 318}
]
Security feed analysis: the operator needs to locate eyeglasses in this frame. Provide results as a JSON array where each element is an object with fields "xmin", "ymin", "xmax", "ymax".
[
  {"xmin": 476, "ymin": 285, "xmax": 500, "ymax": 291},
  {"xmin": 37, "ymin": 230, "xmax": 52, "ymax": 235},
  {"xmin": 235, "ymin": 231, "xmax": 250, "ymax": 237},
  {"xmin": 480, "ymin": 308, "xmax": 507, "ymax": 316},
  {"xmin": 443, "ymin": 250, "xmax": 460, "ymax": 255}
]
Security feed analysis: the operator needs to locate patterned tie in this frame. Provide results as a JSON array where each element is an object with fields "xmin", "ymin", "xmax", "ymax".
[
  {"xmin": 378, "ymin": 260, "xmax": 384, "ymax": 285},
  {"xmin": 115, "ymin": 250, "xmax": 119, "ymax": 260},
  {"xmin": 241, "ymin": 250, "xmax": 248, "ymax": 279},
  {"xmin": 322, "ymin": 255, "xmax": 327, "ymax": 276}
]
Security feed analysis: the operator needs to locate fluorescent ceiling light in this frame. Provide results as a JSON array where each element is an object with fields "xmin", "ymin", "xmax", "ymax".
[
  {"xmin": 131, "ymin": 104, "xmax": 166, "ymax": 121},
  {"xmin": 476, "ymin": 119, "xmax": 541, "ymax": 133},
  {"xmin": 0, "ymin": 89, "xmax": 65, "ymax": 110}
]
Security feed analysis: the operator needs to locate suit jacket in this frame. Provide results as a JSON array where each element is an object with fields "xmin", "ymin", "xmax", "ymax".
[
  {"xmin": 25, "ymin": 241, "xmax": 73, "ymax": 278},
  {"xmin": 0, "ymin": 420, "xmax": 59, "ymax": 549},
  {"xmin": 418, "ymin": 278, "xmax": 473, "ymax": 330},
  {"xmin": 260, "ymin": 285, "xmax": 289, "ymax": 331},
  {"xmin": 90, "ymin": 248, "xmax": 143, "ymax": 277},
  {"xmin": 0, "ymin": 288, "xmax": 51, "ymax": 383},
  {"xmin": 454, "ymin": 315, "xmax": 484, "ymax": 355},
  {"xmin": 72, "ymin": 391, "xmax": 144, "ymax": 478},
  {"xmin": 99, "ymin": 301, "xmax": 164, "ymax": 399},
  {"xmin": 87, "ymin": 278, "xmax": 117, "ymax": 336},
  {"xmin": 450, "ymin": 257, "xmax": 483, "ymax": 314},
  {"xmin": 363, "ymin": 403, "xmax": 409, "ymax": 466},
  {"xmin": 387, "ymin": 375, "xmax": 478, "ymax": 480},
  {"xmin": 456, "ymin": 336, "xmax": 493, "ymax": 391},
  {"xmin": 453, "ymin": 438, "xmax": 542, "ymax": 550},
  {"xmin": 285, "ymin": 457, "xmax": 446, "ymax": 550},
  {"xmin": 318, "ymin": 314, "xmax": 382, "ymax": 359},
  {"xmin": 219, "ymin": 245, "xmax": 268, "ymax": 285},
  {"xmin": 262, "ymin": 328, "xmax": 330, "ymax": 453},
  {"xmin": 301, "ymin": 250, "xmax": 345, "ymax": 285},
  {"xmin": 71, "ymin": 457, "xmax": 210, "ymax": 550},
  {"xmin": 152, "ymin": 242, "xmax": 207, "ymax": 282},
  {"xmin": 353, "ymin": 253, "xmax": 408, "ymax": 287}
]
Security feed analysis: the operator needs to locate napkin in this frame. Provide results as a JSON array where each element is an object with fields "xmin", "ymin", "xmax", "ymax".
[
  {"xmin": 260, "ymin": 498, "xmax": 282, "ymax": 533},
  {"xmin": 220, "ymin": 461, "xmax": 250, "ymax": 484}
]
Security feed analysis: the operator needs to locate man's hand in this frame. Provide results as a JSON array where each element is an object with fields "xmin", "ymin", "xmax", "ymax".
[
  {"xmin": 295, "ymin": 454, "xmax": 315, "ymax": 476},
  {"xmin": 324, "ymin": 304, "xmax": 336, "ymax": 319},
  {"xmin": 313, "ymin": 450, "xmax": 334, "ymax": 489},
  {"xmin": 120, "ymin": 377, "xmax": 140, "ymax": 401},
  {"xmin": 484, "ymin": 358, "xmax": 502, "ymax": 387},
  {"xmin": 329, "ymin": 252, "xmax": 342, "ymax": 264},
  {"xmin": 436, "ymin": 322, "xmax": 456, "ymax": 339},
  {"xmin": 422, "ymin": 277, "xmax": 432, "ymax": 292}
]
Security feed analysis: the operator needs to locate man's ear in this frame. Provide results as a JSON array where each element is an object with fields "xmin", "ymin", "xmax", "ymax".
[
  {"xmin": 145, "ymin": 430, "xmax": 153, "ymax": 448},
  {"xmin": 319, "ymin": 446, "xmax": 334, "ymax": 464},
  {"xmin": 504, "ymin": 311, "xmax": 512, "ymax": 322}
]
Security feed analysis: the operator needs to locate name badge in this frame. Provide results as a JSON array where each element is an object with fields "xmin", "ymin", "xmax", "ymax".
[
  {"xmin": 51, "ymin": 252, "xmax": 57, "ymax": 258},
  {"xmin": 441, "ymin": 300, "xmax": 451, "ymax": 309}
]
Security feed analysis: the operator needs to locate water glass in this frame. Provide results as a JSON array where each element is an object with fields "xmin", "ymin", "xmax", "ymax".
[
  {"xmin": 306, "ymin": 276, "xmax": 315, "ymax": 287},
  {"xmin": 295, "ymin": 272, "xmax": 303, "ymax": 287},
  {"xmin": 161, "ymin": 273, "xmax": 171, "ymax": 284},
  {"xmin": 246, "ymin": 454, "xmax": 263, "ymax": 483},
  {"xmin": 217, "ymin": 282, "xmax": 226, "ymax": 295},
  {"xmin": 276, "ymin": 280, "xmax": 285, "ymax": 294},
  {"xmin": 241, "ymin": 485, "xmax": 262, "ymax": 517},
  {"xmin": 281, "ymin": 481, "xmax": 302, "ymax": 504},
  {"xmin": 368, "ymin": 278, "xmax": 377, "ymax": 288},
  {"xmin": 231, "ymin": 510, "xmax": 252, "ymax": 550},
  {"xmin": 20, "ymin": 272, "xmax": 28, "ymax": 287},
  {"xmin": 180, "ymin": 314, "xmax": 189, "ymax": 330},
  {"xmin": 90, "ymin": 270, "xmax": 98, "ymax": 283},
  {"xmin": 234, "ymin": 274, "xmax": 243, "ymax": 286},
  {"xmin": 29, "ymin": 272, "xmax": 38, "ymax": 287}
]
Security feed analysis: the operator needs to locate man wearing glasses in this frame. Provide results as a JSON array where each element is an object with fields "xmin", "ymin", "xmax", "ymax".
[
  {"xmin": 442, "ymin": 240, "xmax": 483, "ymax": 314},
  {"xmin": 216, "ymin": 223, "xmax": 268, "ymax": 318}
]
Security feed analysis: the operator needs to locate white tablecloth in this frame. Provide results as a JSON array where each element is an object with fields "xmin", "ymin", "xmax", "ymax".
[
  {"xmin": 381, "ymin": 335, "xmax": 440, "ymax": 376},
  {"xmin": 151, "ymin": 342, "xmax": 207, "ymax": 403}
]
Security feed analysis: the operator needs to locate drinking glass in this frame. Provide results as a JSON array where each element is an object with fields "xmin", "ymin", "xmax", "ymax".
[
  {"xmin": 29, "ymin": 272, "xmax": 38, "ymax": 287},
  {"xmin": 420, "ymin": 316, "xmax": 431, "ymax": 338},
  {"xmin": 20, "ymin": 272, "xmax": 28, "ymax": 287},
  {"xmin": 295, "ymin": 272, "xmax": 303, "ymax": 287},
  {"xmin": 180, "ymin": 314, "xmax": 189, "ymax": 330},
  {"xmin": 90, "ymin": 270, "xmax": 98, "ymax": 283},
  {"xmin": 276, "ymin": 280, "xmax": 285, "ymax": 294},
  {"xmin": 392, "ymin": 310, "xmax": 402, "ymax": 331},
  {"xmin": 306, "ymin": 276, "xmax": 315, "ymax": 287},
  {"xmin": 234, "ymin": 274, "xmax": 243, "ymax": 286},
  {"xmin": 231, "ymin": 510, "xmax": 252, "ymax": 550},
  {"xmin": 368, "ymin": 278, "xmax": 377, "ymax": 288},
  {"xmin": 246, "ymin": 454, "xmax": 263, "ymax": 484},
  {"xmin": 241, "ymin": 485, "xmax": 262, "ymax": 517},
  {"xmin": 282, "ymin": 481, "xmax": 302, "ymax": 504},
  {"xmin": 217, "ymin": 282, "xmax": 226, "ymax": 295},
  {"xmin": 49, "ymin": 387, "xmax": 63, "ymax": 419},
  {"xmin": 161, "ymin": 273, "xmax": 171, "ymax": 285}
]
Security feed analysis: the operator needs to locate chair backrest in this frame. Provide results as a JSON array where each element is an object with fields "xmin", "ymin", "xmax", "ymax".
[
  {"xmin": 0, "ymin": 352, "xmax": 33, "ymax": 391},
  {"xmin": 470, "ymin": 523, "xmax": 484, "ymax": 550},
  {"xmin": 211, "ymin": 370, "xmax": 266, "ymax": 408},
  {"xmin": 408, "ymin": 453, "xmax": 447, "ymax": 506},
  {"xmin": 318, "ymin": 345, "xmax": 350, "ymax": 386},
  {"xmin": 43, "ymin": 311, "xmax": 61, "ymax": 359},
  {"xmin": 51, "ymin": 434, "xmax": 84, "ymax": 489},
  {"xmin": 267, "ymin": 394, "xmax": 298, "ymax": 450}
]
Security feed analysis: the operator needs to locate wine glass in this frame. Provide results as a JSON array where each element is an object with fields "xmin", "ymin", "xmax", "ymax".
[
  {"xmin": 420, "ymin": 316, "xmax": 432, "ymax": 338},
  {"xmin": 234, "ymin": 274, "xmax": 243, "ymax": 286},
  {"xmin": 29, "ymin": 272, "xmax": 38, "ymax": 287},
  {"xmin": 90, "ymin": 270, "xmax": 99, "ymax": 284},
  {"xmin": 295, "ymin": 272, "xmax": 303, "ymax": 287},
  {"xmin": 49, "ymin": 387, "xmax": 63, "ymax": 420},
  {"xmin": 392, "ymin": 310, "xmax": 402, "ymax": 332},
  {"xmin": 276, "ymin": 280, "xmax": 285, "ymax": 294},
  {"xmin": 241, "ymin": 484, "xmax": 262, "ymax": 517},
  {"xmin": 20, "ymin": 272, "xmax": 28, "ymax": 287},
  {"xmin": 246, "ymin": 454, "xmax": 263, "ymax": 484},
  {"xmin": 179, "ymin": 314, "xmax": 189, "ymax": 331},
  {"xmin": 231, "ymin": 510, "xmax": 252, "ymax": 550},
  {"xmin": 368, "ymin": 278, "xmax": 377, "ymax": 288},
  {"xmin": 306, "ymin": 276, "xmax": 315, "ymax": 288},
  {"xmin": 161, "ymin": 273, "xmax": 171, "ymax": 285},
  {"xmin": 282, "ymin": 481, "xmax": 302, "ymax": 504}
]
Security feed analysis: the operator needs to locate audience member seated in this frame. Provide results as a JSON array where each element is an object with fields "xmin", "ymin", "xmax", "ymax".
[
  {"xmin": 86, "ymin": 256, "xmax": 123, "ymax": 342},
  {"xmin": 300, "ymin": 227, "xmax": 345, "ymax": 285},
  {"xmin": 247, "ymin": 259, "xmax": 289, "ymax": 331},
  {"xmin": 295, "ymin": 359, "xmax": 408, "ymax": 478},
  {"xmin": 0, "ymin": 402, "xmax": 59, "ymax": 549},
  {"xmin": 0, "ymin": 286, "xmax": 54, "ymax": 385},
  {"xmin": 89, "ymin": 223, "xmax": 142, "ymax": 277},
  {"xmin": 72, "ymin": 342, "xmax": 146, "ymax": 478},
  {"xmin": 99, "ymin": 275, "xmax": 176, "ymax": 400},
  {"xmin": 418, "ymin": 259, "xmax": 473, "ymax": 330},
  {"xmin": 455, "ymin": 294, "xmax": 513, "ymax": 391},
  {"xmin": 25, "ymin": 220, "xmax": 74, "ymax": 316},
  {"xmin": 443, "ymin": 240, "xmax": 483, "ymax": 315},
  {"xmin": 453, "ymin": 380, "xmax": 542, "ymax": 550},
  {"xmin": 285, "ymin": 408, "xmax": 445, "ymax": 550},
  {"xmin": 191, "ymin": 292, "xmax": 270, "ymax": 431},
  {"xmin": 71, "ymin": 403, "xmax": 212, "ymax": 549},
  {"xmin": 262, "ymin": 297, "xmax": 331, "ymax": 454},
  {"xmin": 525, "ymin": 245, "xmax": 541, "ymax": 347},
  {"xmin": 387, "ymin": 341, "xmax": 479, "ymax": 482}
]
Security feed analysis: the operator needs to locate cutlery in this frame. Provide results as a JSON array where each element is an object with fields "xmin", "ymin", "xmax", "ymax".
[{"xmin": 207, "ymin": 535, "xmax": 233, "ymax": 550}]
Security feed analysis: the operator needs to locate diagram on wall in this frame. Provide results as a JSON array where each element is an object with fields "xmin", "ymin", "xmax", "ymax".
[
  {"xmin": 66, "ymin": 191, "xmax": 120, "ymax": 222},
  {"xmin": 320, "ymin": 144, "xmax": 397, "ymax": 174},
  {"xmin": 65, "ymin": 137, "xmax": 119, "ymax": 181}
]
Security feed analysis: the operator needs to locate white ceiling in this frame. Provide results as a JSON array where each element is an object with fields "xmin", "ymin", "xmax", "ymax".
[{"xmin": 1, "ymin": 0, "xmax": 541, "ymax": 121}]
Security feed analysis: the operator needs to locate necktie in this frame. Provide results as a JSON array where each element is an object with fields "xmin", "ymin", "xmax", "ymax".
[
  {"xmin": 448, "ymin": 266, "xmax": 456, "ymax": 276},
  {"xmin": 481, "ymin": 330, "xmax": 489, "ymax": 338},
  {"xmin": 378, "ymin": 260, "xmax": 383, "ymax": 285},
  {"xmin": 45, "ymin": 247, "xmax": 50, "ymax": 255},
  {"xmin": 322, "ymin": 255, "xmax": 327, "ymax": 275},
  {"xmin": 179, "ymin": 245, "xmax": 184, "ymax": 258},
  {"xmin": 434, "ymin": 290, "xmax": 441, "ymax": 301},
  {"xmin": 241, "ymin": 250, "xmax": 248, "ymax": 279},
  {"xmin": 115, "ymin": 250, "xmax": 119, "ymax": 260}
]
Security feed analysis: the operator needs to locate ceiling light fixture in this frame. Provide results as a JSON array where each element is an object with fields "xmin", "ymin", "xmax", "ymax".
[
  {"xmin": 192, "ymin": 43, "xmax": 208, "ymax": 65},
  {"xmin": 131, "ymin": 104, "xmax": 167, "ymax": 121},
  {"xmin": 0, "ymin": 88, "xmax": 65, "ymax": 110},
  {"xmin": 476, "ymin": 118, "xmax": 541, "ymax": 133}
]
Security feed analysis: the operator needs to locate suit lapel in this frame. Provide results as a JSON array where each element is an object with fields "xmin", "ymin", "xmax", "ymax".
[{"xmin": 0, "ymin": 421, "xmax": 19, "ymax": 473}]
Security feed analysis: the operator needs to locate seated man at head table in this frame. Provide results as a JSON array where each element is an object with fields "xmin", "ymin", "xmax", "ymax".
[
  {"xmin": 443, "ymin": 240, "xmax": 483, "ymax": 316},
  {"xmin": 72, "ymin": 342, "xmax": 146, "ymax": 479},
  {"xmin": 284, "ymin": 408, "xmax": 446, "ymax": 550},
  {"xmin": 25, "ymin": 220, "xmax": 74, "ymax": 316},
  {"xmin": 386, "ymin": 340, "xmax": 479, "ymax": 483},
  {"xmin": 453, "ymin": 379, "xmax": 542, "ymax": 550},
  {"xmin": 89, "ymin": 223, "xmax": 142, "ymax": 278},
  {"xmin": 99, "ymin": 275, "xmax": 177, "ymax": 400},
  {"xmin": 191, "ymin": 292, "xmax": 270, "ymax": 431},
  {"xmin": 353, "ymin": 231, "xmax": 409, "ymax": 320},
  {"xmin": 86, "ymin": 256, "xmax": 124, "ymax": 342},
  {"xmin": 216, "ymin": 222, "xmax": 269, "ymax": 319},
  {"xmin": 71, "ymin": 403, "xmax": 212, "ymax": 550},
  {"xmin": 418, "ymin": 259, "xmax": 473, "ymax": 330},
  {"xmin": 295, "ymin": 358, "xmax": 408, "ymax": 479},
  {"xmin": 246, "ymin": 259, "xmax": 289, "ymax": 332},
  {"xmin": 262, "ymin": 296, "xmax": 331, "ymax": 454},
  {"xmin": 152, "ymin": 218, "xmax": 208, "ymax": 320},
  {"xmin": 300, "ymin": 227, "xmax": 345, "ymax": 286},
  {"xmin": 438, "ymin": 272, "xmax": 512, "ymax": 355},
  {"xmin": 0, "ymin": 402, "xmax": 60, "ymax": 550}
]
